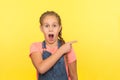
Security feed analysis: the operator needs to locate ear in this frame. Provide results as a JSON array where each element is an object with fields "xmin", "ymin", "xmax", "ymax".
[
  {"xmin": 58, "ymin": 25, "xmax": 62, "ymax": 33},
  {"xmin": 40, "ymin": 25, "xmax": 43, "ymax": 32}
]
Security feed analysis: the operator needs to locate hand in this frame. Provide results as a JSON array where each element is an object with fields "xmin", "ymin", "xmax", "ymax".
[{"xmin": 58, "ymin": 40, "xmax": 77, "ymax": 55}]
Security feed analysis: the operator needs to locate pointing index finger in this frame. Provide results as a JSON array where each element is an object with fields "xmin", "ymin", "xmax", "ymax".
[{"xmin": 69, "ymin": 40, "xmax": 77, "ymax": 44}]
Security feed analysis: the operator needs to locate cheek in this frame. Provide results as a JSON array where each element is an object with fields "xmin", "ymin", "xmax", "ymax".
[
  {"xmin": 55, "ymin": 30, "xmax": 60, "ymax": 38},
  {"xmin": 42, "ymin": 28, "xmax": 48, "ymax": 34},
  {"xmin": 42, "ymin": 31, "xmax": 48, "ymax": 38},
  {"xmin": 55, "ymin": 28, "xmax": 60, "ymax": 33},
  {"xmin": 44, "ymin": 33, "xmax": 48, "ymax": 39}
]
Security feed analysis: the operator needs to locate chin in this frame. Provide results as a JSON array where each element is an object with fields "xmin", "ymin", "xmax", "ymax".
[{"xmin": 47, "ymin": 39, "xmax": 57, "ymax": 44}]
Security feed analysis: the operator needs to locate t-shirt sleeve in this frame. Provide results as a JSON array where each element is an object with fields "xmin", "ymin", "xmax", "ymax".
[
  {"xmin": 67, "ymin": 48, "xmax": 77, "ymax": 64},
  {"xmin": 29, "ymin": 42, "xmax": 42, "ymax": 57}
]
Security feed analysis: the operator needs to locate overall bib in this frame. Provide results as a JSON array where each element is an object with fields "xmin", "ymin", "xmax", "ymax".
[{"xmin": 38, "ymin": 40, "xmax": 68, "ymax": 80}]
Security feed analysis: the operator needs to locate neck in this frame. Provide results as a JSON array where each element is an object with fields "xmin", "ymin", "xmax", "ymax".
[{"xmin": 45, "ymin": 40, "xmax": 58, "ymax": 48}]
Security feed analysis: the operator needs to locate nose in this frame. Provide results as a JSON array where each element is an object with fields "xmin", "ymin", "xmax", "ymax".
[{"xmin": 49, "ymin": 26, "xmax": 53, "ymax": 32}]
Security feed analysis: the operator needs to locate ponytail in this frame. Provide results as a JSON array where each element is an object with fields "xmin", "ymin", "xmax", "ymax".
[{"xmin": 58, "ymin": 28, "xmax": 65, "ymax": 45}]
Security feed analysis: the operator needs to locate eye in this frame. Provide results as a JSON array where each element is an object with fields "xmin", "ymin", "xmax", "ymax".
[
  {"xmin": 53, "ymin": 24, "xmax": 57, "ymax": 27},
  {"xmin": 45, "ymin": 25, "xmax": 49, "ymax": 28}
]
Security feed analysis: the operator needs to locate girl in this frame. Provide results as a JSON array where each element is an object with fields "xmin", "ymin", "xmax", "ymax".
[{"xmin": 30, "ymin": 11, "xmax": 78, "ymax": 80}]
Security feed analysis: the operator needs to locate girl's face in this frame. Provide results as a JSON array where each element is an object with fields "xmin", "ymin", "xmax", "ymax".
[{"xmin": 40, "ymin": 15, "xmax": 61, "ymax": 44}]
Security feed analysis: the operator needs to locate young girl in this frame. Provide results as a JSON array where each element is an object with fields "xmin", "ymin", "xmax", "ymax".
[{"xmin": 30, "ymin": 11, "xmax": 78, "ymax": 80}]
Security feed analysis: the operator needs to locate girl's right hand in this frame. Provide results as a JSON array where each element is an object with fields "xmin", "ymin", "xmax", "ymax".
[{"xmin": 58, "ymin": 41, "xmax": 77, "ymax": 55}]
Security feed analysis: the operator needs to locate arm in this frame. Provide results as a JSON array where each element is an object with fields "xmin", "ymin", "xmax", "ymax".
[
  {"xmin": 30, "ymin": 42, "xmax": 72, "ymax": 74},
  {"xmin": 68, "ymin": 61, "xmax": 78, "ymax": 80},
  {"xmin": 30, "ymin": 50, "xmax": 63, "ymax": 74}
]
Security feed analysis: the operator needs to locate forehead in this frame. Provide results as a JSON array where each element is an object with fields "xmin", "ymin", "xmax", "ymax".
[{"xmin": 43, "ymin": 15, "xmax": 58, "ymax": 23}]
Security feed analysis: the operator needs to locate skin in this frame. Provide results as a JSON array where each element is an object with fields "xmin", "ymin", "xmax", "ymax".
[{"xmin": 30, "ymin": 15, "xmax": 78, "ymax": 80}]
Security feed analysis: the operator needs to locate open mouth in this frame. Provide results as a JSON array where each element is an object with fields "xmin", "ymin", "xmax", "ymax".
[{"xmin": 48, "ymin": 34, "xmax": 54, "ymax": 41}]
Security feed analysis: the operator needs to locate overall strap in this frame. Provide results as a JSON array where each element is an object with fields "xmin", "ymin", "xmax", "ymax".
[
  {"xmin": 42, "ymin": 40, "xmax": 61, "ymax": 49},
  {"xmin": 42, "ymin": 40, "xmax": 46, "ymax": 49}
]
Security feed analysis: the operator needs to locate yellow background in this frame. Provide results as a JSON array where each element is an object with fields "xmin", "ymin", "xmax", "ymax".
[{"xmin": 0, "ymin": 0, "xmax": 120, "ymax": 80}]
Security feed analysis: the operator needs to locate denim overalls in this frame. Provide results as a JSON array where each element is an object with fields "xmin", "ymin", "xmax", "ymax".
[{"xmin": 38, "ymin": 40, "xmax": 68, "ymax": 80}]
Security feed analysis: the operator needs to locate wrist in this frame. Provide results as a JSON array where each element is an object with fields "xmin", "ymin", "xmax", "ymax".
[{"xmin": 57, "ymin": 48, "xmax": 64, "ymax": 55}]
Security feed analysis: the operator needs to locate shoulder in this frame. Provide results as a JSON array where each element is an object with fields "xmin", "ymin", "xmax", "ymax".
[
  {"xmin": 29, "ymin": 42, "xmax": 43, "ymax": 56},
  {"xmin": 30, "ymin": 42, "xmax": 42, "ymax": 50},
  {"xmin": 31, "ymin": 42, "xmax": 42, "ymax": 46}
]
